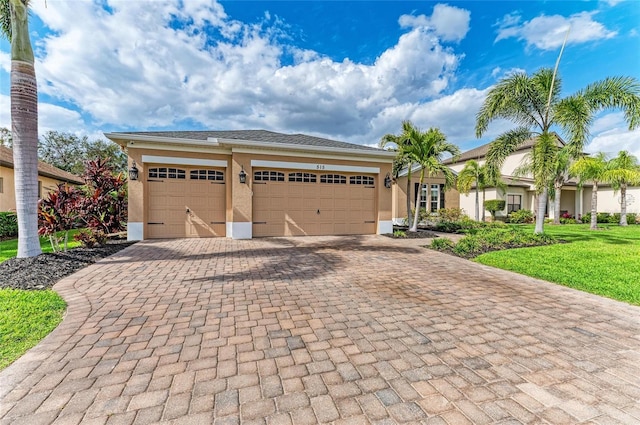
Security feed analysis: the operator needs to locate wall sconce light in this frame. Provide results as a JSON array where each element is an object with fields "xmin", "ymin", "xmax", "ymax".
[
  {"xmin": 239, "ymin": 166, "xmax": 247, "ymax": 184},
  {"xmin": 384, "ymin": 172, "xmax": 392, "ymax": 189},
  {"xmin": 129, "ymin": 161, "xmax": 139, "ymax": 181}
]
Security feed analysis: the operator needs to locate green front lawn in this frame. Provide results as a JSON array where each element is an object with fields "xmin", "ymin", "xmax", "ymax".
[
  {"xmin": 0, "ymin": 230, "xmax": 82, "ymax": 263},
  {"xmin": 475, "ymin": 224, "xmax": 640, "ymax": 305},
  {"xmin": 0, "ymin": 289, "xmax": 66, "ymax": 369}
]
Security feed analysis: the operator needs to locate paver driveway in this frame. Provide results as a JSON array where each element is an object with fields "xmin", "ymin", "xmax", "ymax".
[{"xmin": 1, "ymin": 236, "xmax": 639, "ymax": 425}]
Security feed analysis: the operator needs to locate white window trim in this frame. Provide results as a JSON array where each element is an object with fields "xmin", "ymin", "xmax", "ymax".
[{"xmin": 141, "ymin": 155, "xmax": 228, "ymax": 168}]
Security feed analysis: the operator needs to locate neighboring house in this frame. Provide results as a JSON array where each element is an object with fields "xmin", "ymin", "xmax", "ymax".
[
  {"xmin": 105, "ymin": 130, "xmax": 394, "ymax": 240},
  {"xmin": 445, "ymin": 138, "xmax": 640, "ymax": 219},
  {"xmin": 391, "ymin": 164, "xmax": 460, "ymax": 225},
  {"xmin": 0, "ymin": 146, "xmax": 84, "ymax": 212}
]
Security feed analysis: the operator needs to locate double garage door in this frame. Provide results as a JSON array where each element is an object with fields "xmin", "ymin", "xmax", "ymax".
[
  {"xmin": 147, "ymin": 166, "xmax": 226, "ymax": 238},
  {"xmin": 253, "ymin": 169, "xmax": 377, "ymax": 237}
]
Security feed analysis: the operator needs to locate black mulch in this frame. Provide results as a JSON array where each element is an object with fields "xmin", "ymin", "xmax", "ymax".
[{"xmin": 0, "ymin": 242, "xmax": 136, "ymax": 291}]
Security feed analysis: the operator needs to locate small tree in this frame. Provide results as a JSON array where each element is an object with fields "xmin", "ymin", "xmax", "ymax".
[
  {"xmin": 603, "ymin": 151, "xmax": 640, "ymax": 226},
  {"xmin": 570, "ymin": 153, "xmax": 608, "ymax": 230},
  {"xmin": 484, "ymin": 200, "xmax": 506, "ymax": 221}
]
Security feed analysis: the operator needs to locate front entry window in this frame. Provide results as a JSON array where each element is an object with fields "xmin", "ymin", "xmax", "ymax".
[{"xmin": 507, "ymin": 194, "xmax": 522, "ymax": 213}]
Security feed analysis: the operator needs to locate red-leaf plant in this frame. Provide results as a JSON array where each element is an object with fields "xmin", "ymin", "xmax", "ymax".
[{"xmin": 38, "ymin": 183, "xmax": 83, "ymax": 251}]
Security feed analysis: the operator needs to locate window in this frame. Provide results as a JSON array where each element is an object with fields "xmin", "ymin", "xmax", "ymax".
[
  {"xmin": 507, "ymin": 194, "xmax": 522, "ymax": 213},
  {"xmin": 289, "ymin": 172, "xmax": 317, "ymax": 183},
  {"xmin": 190, "ymin": 170, "xmax": 224, "ymax": 181},
  {"xmin": 38, "ymin": 181, "xmax": 42, "ymax": 198},
  {"xmin": 349, "ymin": 175, "xmax": 374, "ymax": 186},
  {"xmin": 430, "ymin": 184, "xmax": 439, "ymax": 213},
  {"xmin": 254, "ymin": 171, "xmax": 284, "ymax": 182},
  {"xmin": 0, "ymin": 177, "xmax": 3, "ymax": 193},
  {"xmin": 320, "ymin": 174, "xmax": 347, "ymax": 184},
  {"xmin": 148, "ymin": 167, "xmax": 186, "ymax": 179}
]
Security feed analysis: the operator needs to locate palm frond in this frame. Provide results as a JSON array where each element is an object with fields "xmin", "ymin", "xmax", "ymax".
[
  {"xmin": 485, "ymin": 127, "xmax": 532, "ymax": 170},
  {"xmin": 580, "ymin": 76, "xmax": 640, "ymax": 130},
  {"xmin": 555, "ymin": 95, "xmax": 592, "ymax": 155},
  {"xmin": 0, "ymin": 0, "xmax": 11, "ymax": 41}
]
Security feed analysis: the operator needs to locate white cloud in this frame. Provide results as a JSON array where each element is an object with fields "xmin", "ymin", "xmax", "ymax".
[
  {"xmin": 399, "ymin": 3, "xmax": 471, "ymax": 42},
  {"xmin": 495, "ymin": 11, "xmax": 617, "ymax": 50},
  {"xmin": 0, "ymin": 93, "xmax": 86, "ymax": 136},
  {"xmin": 13, "ymin": 0, "xmax": 465, "ymax": 146},
  {"xmin": 587, "ymin": 112, "xmax": 640, "ymax": 158}
]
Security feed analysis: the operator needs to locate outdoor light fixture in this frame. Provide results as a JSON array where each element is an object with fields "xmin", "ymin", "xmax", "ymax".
[
  {"xmin": 129, "ymin": 161, "xmax": 139, "ymax": 181},
  {"xmin": 239, "ymin": 166, "xmax": 247, "ymax": 184},
  {"xmin": 384, "ymin": 173, "xmax": 392, "ymax": 189}
]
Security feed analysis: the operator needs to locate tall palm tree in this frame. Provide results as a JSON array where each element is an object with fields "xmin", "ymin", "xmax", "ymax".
[
  {"xmin": 570, "ymin": 153, "xmax": 607, "ymax": 230},
  {"xmin": 549, "ymin": 148, "xmax": 572, "ymax": 225},
  {"xmin": 380, "ymin": 121, "xmax": 416, "ymax": 225},
  {"xmin": 457, "ymin": 160, "xmax": 487, "ymax": 221},
  {"xmin": 603, "ymin": 151, "xmax": 640, "ymax": 226},
  {"xmin": 403, "ymin": 125, "xmax": 459, "ymax": 232},
  {"xmin": 1, "ymin": 0, "xmax": 42, "ymax": 257},
  {"xmin": 476, "ymin": 68, "xmax": 640, "ymax": 234}
]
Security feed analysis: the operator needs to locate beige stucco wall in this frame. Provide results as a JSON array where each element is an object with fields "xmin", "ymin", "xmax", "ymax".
[
  {"xmin": 0, "ymin": 166, "xmax": 74, "ymax": 212},
  {"xmin": 597, "ymin": 187, "xmax": 640, "ymax": 214}
]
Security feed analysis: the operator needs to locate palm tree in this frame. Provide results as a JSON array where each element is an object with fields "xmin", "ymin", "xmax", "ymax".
[
  {"xmin": 476, "ymin": 68, "xmax": 640, "ymax": 234},
  {"xmin": 380, "ymin": 121, "xmax": 416, "ymax": 225},
  {"xmin": 1, "ymin": 0, "xmax": 42, "ymax": 257},
  {"xmin": 403, "ymin": 125, "xmax": 459, "ymax": 232},
  {"xmin": 457, "ymin": 160, "xmax": 487, "ymax": 221},
  {"xmin": 570, "ymin": 153, "xmax": 607, "ymax": 230},
  {"xmin": 603, "ymin": 151, "xmax": 640, "ymax": 226},
  {"xmin": 549, "ymin": 148, "xmax": 572, "ymax": 225}
]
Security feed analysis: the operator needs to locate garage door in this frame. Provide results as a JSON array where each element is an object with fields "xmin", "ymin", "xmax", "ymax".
[
  {"xmin": 147, "ymin": 166, "xmax": 226, "ymax": 238},
  {"xmin": 253, "ymin": 170, "xmax": 376, "ymax": 237}
]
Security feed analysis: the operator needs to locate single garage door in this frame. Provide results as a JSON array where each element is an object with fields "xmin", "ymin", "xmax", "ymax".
[
  {"xmin": 253, "ymin": 170, "xmax": 376, "ymax": 237},
  {"xmin": 147, "ymin": 166, "xmax": 226, "ymax": 238}
]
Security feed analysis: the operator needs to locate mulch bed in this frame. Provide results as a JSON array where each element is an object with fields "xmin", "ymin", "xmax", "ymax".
[
  {"xmin": 0, "ymin": 242, "xmax": 136, "ymax": 291},
  {"xmin": 383, "ymin": 228, "xmax": 439, "ymax": 239}
]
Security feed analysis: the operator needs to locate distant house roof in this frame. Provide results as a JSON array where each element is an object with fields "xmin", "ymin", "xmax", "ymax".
[
  {"xmin": 444, "ymin": 134, "xmax": 566, "ymax": 165},
  {"xmin": 0, "ymin": 146, "xmax": 84, "ymax": 185},
  {"xmin": 106, "ymin": 130, "xmax": 390, "ymax": 155}
]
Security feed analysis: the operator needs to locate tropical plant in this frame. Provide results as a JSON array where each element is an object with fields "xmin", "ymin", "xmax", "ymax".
[
  {"xmin": 603, "ymin": 151, "xmax": 640, "ymax": 226},
  {"xmin": 1, "ymin": 0, "xmax": 42, "ymax": 257},
  {"xmin": 77, "ymin": 158, "xmax": 128, "ymax": 235},
  {"xmin": 380, "ymin": 121, "xmax": 417, "ymax": 225},
  {"xmin": 401, "ymin": 124, "xmax": 459, "ymax": 232},
  {"xmin": 476, "ymin": 68, "xmax": 640, "ymax": 234},
  {"xmin": 0, "ymin": 212, "xmax": 18, "ymax": 238},
  {"xmin": 570, "ymin": 153, "xmax": 608, "ymax": 230},
  {"xmin": 484, "ymin": 200, "xmax": 506, "ymax": 221},
  {"xmin": 456, "ymin": 160, "xmax": 486, "ymax": 221},
  {"xmin": 38, "ymin": 183, "xmax": 82, "ymax": 251}
]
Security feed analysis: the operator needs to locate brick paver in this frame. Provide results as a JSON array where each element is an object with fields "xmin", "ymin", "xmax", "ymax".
[{"xmin": 1, "ymin": 235, "xmax": 639, "ymax": 424}]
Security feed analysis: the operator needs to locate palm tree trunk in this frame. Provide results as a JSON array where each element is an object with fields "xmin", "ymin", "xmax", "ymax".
[
  {"xmin": 474, "ymin": 185, "xmax": 479, "ymax": 221},
  {"xmin": 410, "ymin": 169, "xmax": 425, "ymax": 232},
  {"xmin": 405, "ymin": 164, "xmax": 412, "ymax": 226},
  {"xmin": 590, "ymin": 181, "xmax": 598, "ymax": 230},
  {"xmin": 534, "ymin": 187, "xmax": 548, "ymax": 234},
  {"xmin": 620, "ymin": 184, "xmax": 628, "ymax": 226},
  {"xmin": 553, "ymin": 181, "xmax": 562, "ymax": 225},
  {"xmin": 12, "ymin": 59, "xmax": 42, "ymax": 258},
  {"xmin": 481, "ymin": 188, "xmax": 486, "ymax": 222}
]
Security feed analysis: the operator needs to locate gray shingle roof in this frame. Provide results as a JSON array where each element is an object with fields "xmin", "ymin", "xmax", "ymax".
[
  {"xmin": 111, "ymin": 130, "xmax": 383, "ymax": 152},
  {"xmin": 445, "ymin": 134, "xmax": 566, "ymax": 165}
]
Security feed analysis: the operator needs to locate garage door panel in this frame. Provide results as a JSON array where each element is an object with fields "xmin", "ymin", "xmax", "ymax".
[
  {"xmin": 147, "ymin": 167, "xmax": 226, "ymax": 239},
  {"xmin": 253, "ymin": 169, "xmax": 377, "ymax": 237}
]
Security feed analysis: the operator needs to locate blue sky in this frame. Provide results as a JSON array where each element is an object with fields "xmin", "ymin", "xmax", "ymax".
[{"xmin": 1, "ymin": 0, "xmax": 638, "ymax": 156}]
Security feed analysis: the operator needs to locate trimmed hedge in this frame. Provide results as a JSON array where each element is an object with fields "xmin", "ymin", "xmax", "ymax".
[{"xmin": 0, "ymin": 212, "xmax": 18, "ymax": 238}]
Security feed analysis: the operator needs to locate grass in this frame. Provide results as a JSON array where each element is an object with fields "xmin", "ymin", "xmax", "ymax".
[
  {"xmin": 0, "ymin": 289, "xmax": 66, "ymax": 369},
  {"xmin": 475, "ymin": 224, "xmax": 640, "ymax": 306},
  {"xmin": 0, "ymin": 230, "xmax": 82, "ymax": 263}
]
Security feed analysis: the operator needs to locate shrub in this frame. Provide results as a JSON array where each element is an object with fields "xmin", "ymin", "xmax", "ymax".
[
  {"xmin": 559, "ymin": 218, "xmax": 578, "ymax": 224},
  {"xmin": 430, "ymin": 238, "xmax": 455, "ymax": 251},
  {"xmin": 78, "ymin": 158, "xmax": 128, "ymax": 235},
  {"xmin": 430, "ymin": 227, "xmax": 557, "ymax": 259},
  {"xmin": 507, "ymin": 210, "xmax": 533, "ymax": 224},
  {"xmin": 38, "ymin": 183, "xmax": 83, "ymax": 251},
  {"xmin": 74, "ymin": 229, "xmax": 108, "ymax": 248},
  {"xmin": 0, "ymin": 212, "xmax": 18, "ymax": 238},
  {"xmin": 393, "ymin": 230, "xmax": 407, "ymax": 238},
  {"xmin": 484, "ymin": 200, "xmax": 505, "ymax": 220},
  {"xmin": 596, "ymin": 212, "xmax": 611, "ymax": 223},
  {"xmin": 436, "ymin": 208, "xmax": 465, "ymax": 223},
  {"xmin": 582, "ymin": 213, "xmax": 591, "ymax": 224},
  {"xmin": 628, "ymin": 213, "xmax": 639, "ymax": 224}
]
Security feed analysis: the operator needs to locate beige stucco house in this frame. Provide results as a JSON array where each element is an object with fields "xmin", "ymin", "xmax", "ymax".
[
  {"xmin": 445, "ymin": 139, "xmax": 640, "ymax": 220},
  {"xmin": 0, "ymin": 146, "xmax": 84, "ymax": 212},
  {"xmin": 106, "ymin": 130, "xmax": 395, "ymax": 240}
]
